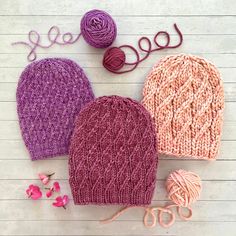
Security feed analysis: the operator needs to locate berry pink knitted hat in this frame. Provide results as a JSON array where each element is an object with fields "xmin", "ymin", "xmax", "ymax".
[
  {"xmin": 142, "ymin": 54, "xmax": 224, "ymax": 160},
  {"xmin": 17, "ymin": 58, "xmax": 95, "ymax": 161},
  {"xmin": 69, "ymin": 96, "xmax": 158, "ymax": 205}
]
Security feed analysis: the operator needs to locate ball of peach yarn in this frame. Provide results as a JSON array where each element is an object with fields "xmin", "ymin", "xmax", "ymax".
[{"xmin": 166, "ymin": 169, "xmax": 202, "ymax": 208}]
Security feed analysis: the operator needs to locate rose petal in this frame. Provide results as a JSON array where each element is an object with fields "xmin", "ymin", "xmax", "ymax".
[
  {"xmin": 53, "ymin": 182, "xmax": 60, "ymax": 192},
  {"xmin": 26, "ymin": 184, "xmax": 42, "ymax": 200},
  {"xmin": 46, "ymin": 190, "xmax": 53, "ymax": 198}
]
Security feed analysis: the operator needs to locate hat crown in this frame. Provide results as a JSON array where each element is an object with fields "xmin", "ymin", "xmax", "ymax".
[
  {"xmin": 142, "ymin": 54, "xmax": 224, "ymax": 160},
  {"xmin": 17, "ymin": 58, "xmax": 94, "ymax": 160},
  {"xmin": 69, "ymin": 96, "xmax": 158, "ymax": 205}
]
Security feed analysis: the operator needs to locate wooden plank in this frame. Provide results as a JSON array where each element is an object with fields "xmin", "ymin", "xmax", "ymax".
[
  {"xmin": 2, "ymin": 16, "xmax": 235, "ymax": 35},
  {"xmin": 0, "ymin": 200, "xmax": 235, "ymax": 222},
  {"xmin": 0, "ymin": 0, "xmax": 235, "ymax": 16},
  {"xmin": 4, "ymin": 16, "xmax": 236, "ymax": 35},
  {"xmin": 0, "ymin": 139, "xmax": 234, "ymax": 160},
  {"xmin": 0, "ymin": 140, "xmax": 233, "ymax": 161},
  {"xmin": 0, "ymin": 101, "xmax": 235, "ymax": 122},
  {"xmin": 0, "ymin": 53, "xmax": 235, "ymax": 68},
  {"xmin": 0, "ymin": 118, "xmax": 234, "ymax": 141},
  {"xmin": 3, "ymin": 35, "xmax": 236, "ymax": 54},
  {"xmin": 0, "ymin": 82, "xmax": 235, "ymax": 102},
  {"xmin": 0, "ymin": 159, "xmax": 236, "ymax": 180},
  {"xmin": 0, "ymin": 221, "xmax": 235, "ymax": 236},
  {"xmin": 0, "ymin": 67, "xmax": 235, "ymax": 83},
  {"xmin": 0, "ymin": 119, "xmax": 234, "ymax": 142},
  {"xmin": 0, "ymin": 2, "xmax": 235, "ymax": 236},
  {"xmin": 0, "ymin": 179, "xmax": 235, "ymax": 200}
]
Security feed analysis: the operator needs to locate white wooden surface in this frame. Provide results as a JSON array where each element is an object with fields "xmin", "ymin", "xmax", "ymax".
[{"xmin": 0, "ymin": 0, "xmax": 236, "ymax": 235}]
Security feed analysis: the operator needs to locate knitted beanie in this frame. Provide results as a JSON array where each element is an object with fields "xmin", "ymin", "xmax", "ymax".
[
  {"xmin": 69, "ymin": 96, "xmax": 158, "ymax": 205},
  {"xmin": 17, "ymin": 58, "xmax": 95, "ymax": 160},
  {"xmin": 142, "ymin": 54, "xmax": 224, "ymax": 160}
]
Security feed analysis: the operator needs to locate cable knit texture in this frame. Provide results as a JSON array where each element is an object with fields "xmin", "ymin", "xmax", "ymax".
[
  {"xmin": 17, "ymin": 58, "xmax": 95, "ymax": 161},
  {"xmin": 69, "ymin": 96, "xmax": 158, "ymax": 205},
  {"xmin": 142, "ymin": 54, "xmax": 224, "ymax": 160}
]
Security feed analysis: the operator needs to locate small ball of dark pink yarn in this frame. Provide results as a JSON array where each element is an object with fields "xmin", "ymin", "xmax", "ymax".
[
  {"xmin": 80, "ymin": 9, "xmax": 117, "ymax": 48},
  {"xmin": 103, "ymin": 47, "xmax": 126, "ymax": 72}
]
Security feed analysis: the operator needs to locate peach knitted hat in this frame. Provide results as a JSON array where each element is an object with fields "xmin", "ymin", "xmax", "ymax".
[{"xmin": 142, "ymin": 54, "xmax": 224, "ymax": 160}]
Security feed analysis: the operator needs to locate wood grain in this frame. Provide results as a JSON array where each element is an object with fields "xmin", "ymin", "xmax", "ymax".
[
  {"xmin": 0, "ymin": 67, "xmax": 235, "ymax": 83},
  {"xmin": 0, "ymin": 221, "xmax": 235, "ymax": 236},
  {"xmin": 1, "ymin": 0, "xmax": 235, "ymax": 15},
  {"xmin": 0, "ymin": 0, "xmax": 235, "ymax": 235},
  {"xmin": 0, "ymin": 180, "xmax": 235, "ymax": 200},
  {"xmin": 1, "ymin": 82, "xmax": 236, "ymax": 102},
  {"xmin": 0, "ymin": 159, "xmax": 236, "ymax": 180},
  {"xmin": 1, "ymin": 53, "xmax": 235, "ymax": 68}
]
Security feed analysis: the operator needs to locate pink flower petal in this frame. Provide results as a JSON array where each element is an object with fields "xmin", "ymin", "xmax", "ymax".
[
  {"xmin": 38, "ymin": 173, "xmax": 50, "ymax": 185},
  {"xmin": 62, "ymin": 195, "xmax": 69, "ymax": 205},
  {"xmin": 42, "ymin": 178, "xmax": 50, "ymax": 185},
  {"xmin": 38, "ymin": 173, "xmax": 54, "ymax": 185},
  {"xmin": 31, "ymin": 190, "xmax": 42, "ymax": 200},
  {"xmin": 53, "ymin": 182, "xmax": 60, "ymax": 192},
  {"xmin": 52, "ymin": 195, "xmax": 69, "ymax": 208},
  {"xmin": 53, "ymin": 196, "xmax": 64, "ymax": 207},
  {"xmin": 46, "ymin": 189, "xmax": 53, "ymax": 198},
  {"xmin": 26, "ymin": 184, "xmax": 42, "ymax": 200}
]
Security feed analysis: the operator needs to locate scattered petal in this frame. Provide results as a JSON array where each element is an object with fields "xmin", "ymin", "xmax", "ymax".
[
  {"xmin": 38, "ymin": 173, "xmax": 49, "ymax": 185},
  {"xmin": 53, "ymin": 182, "xmax": 60, "ymax": 192},
  {"xmin": 38, "ymin": 173, "xmax": 54, "ymax": 185},
  {"xmin": 46, "ymin": 189, "xmax": 53, "ymax": 198},
  {"xmin": 45, "ymin": 182, "xmax": 60, "ymax": 198},
  {"xmin": 26, "ymin": 184, "xmax": 42, "ymax": 200},
  {"xmin": 53, "ymin": 195, "xmax": 69, "ymax": 209}
]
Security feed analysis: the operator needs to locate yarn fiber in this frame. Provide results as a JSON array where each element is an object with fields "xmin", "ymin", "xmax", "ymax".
[
  {"xmin": 102, "ymin": 24, "xmax": 183, "ymax": 74},
  {"xmin": 102, "ymin": 169, "xmax": 202, "ymax": 228},
  {"xmin": 142, "ymin": 54, "xmax": 224, "ymax": 160},
  {"xmin": 166, "ymin": 169, "xmax": 201, "ymax": 207},
  {"xmin": 12, "ymin": 9, "xmax": 117, "ymax": 62},
  {"xmin": 103, "ymin": 47, "xmax": 126, "ymax": 71},
  {"xmin": 69, "ymin": 96, "xmax": 158, "ymax": 205},
  {"xmin": 17, "ymin": 58, "xmax": 95, "ymax": 160},
  {"xmin": 80, "ymin": 9, "xmax": 117, "ymax": 48}
]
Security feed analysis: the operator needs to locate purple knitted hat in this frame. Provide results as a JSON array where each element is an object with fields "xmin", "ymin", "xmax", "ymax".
[
  {"xmin": 69, "ymin": 96, "xmax": 158, "ymax": 205},
  {"xmin": 17, "ymin": 58, "xmax": 95, "ymax": 161}
]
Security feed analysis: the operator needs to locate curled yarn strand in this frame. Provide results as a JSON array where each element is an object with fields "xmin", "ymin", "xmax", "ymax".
[
  {"xmin": 101, "ymin": 204, "xmax": 191, "ymax": 228},
  {"xmin": 103, "ymin": 23, "xmax": 183, "ymax": 74},
  {"xmin": 12, "ymin": 26, "xmax": 81, "ymax": 62},
  {"xmin": 12, "ymin": 9, "xmax": 117, "ymax": 62},
  {"xmin": 101, "ymin": 169, "xmax": 201, "ymax": 228},
  {"xmin": 100, "ymin": 205, "xmax": 175, "ymax": 228},
  {"xmin": 144, "ymin": 205, "xmax": 175, "ymax": 228}
]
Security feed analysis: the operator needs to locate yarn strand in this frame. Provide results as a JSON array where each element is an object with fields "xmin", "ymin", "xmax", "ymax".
[
  {"xmin": 101, "ymin": 170, "xmax": 201, "ymax": 228},
  {"xmin": 12, "ymin": 26, "xmax": 81, "ymax": 62},
  {"xmin": 101, "ymin": 204, "xmax": 192, "ymax": 228},
  {"xmin": 103, "ymin": 23, "xmax": 183, "ymax": 74},
  {"xmin": 12, "ymin": 9, "xmax": 117, "ymax": 62}
]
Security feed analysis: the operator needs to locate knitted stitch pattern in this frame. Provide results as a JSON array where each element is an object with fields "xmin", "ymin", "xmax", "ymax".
[
  {"xmin": 17, "ymin": 58, "xmax": 95, "ymax": 161},
  {"xmin": 69, "ymin": 96, "xmax": 158, "ymax": 205},
  {"xmin": 142, "ymin": 54, "xmax": 224, "ymax": 160}
]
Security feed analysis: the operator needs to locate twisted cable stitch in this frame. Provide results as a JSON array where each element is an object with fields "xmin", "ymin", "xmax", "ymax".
[
  {"xmin": 142, "ymin": 54, "xmax": 224, "ymax": 160},
  {"xmin": 69, "ymin": 96, "xmax": 158, "ymax": 205},
  {"xmin": 16, "ymin": 58, "xmax": 95, "ymax": 160}
]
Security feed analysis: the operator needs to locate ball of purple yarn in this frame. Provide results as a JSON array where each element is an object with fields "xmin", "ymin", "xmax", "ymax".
[{"xmin": 80, "ymin": 9, "xmax": 117, "ymax": 48}]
